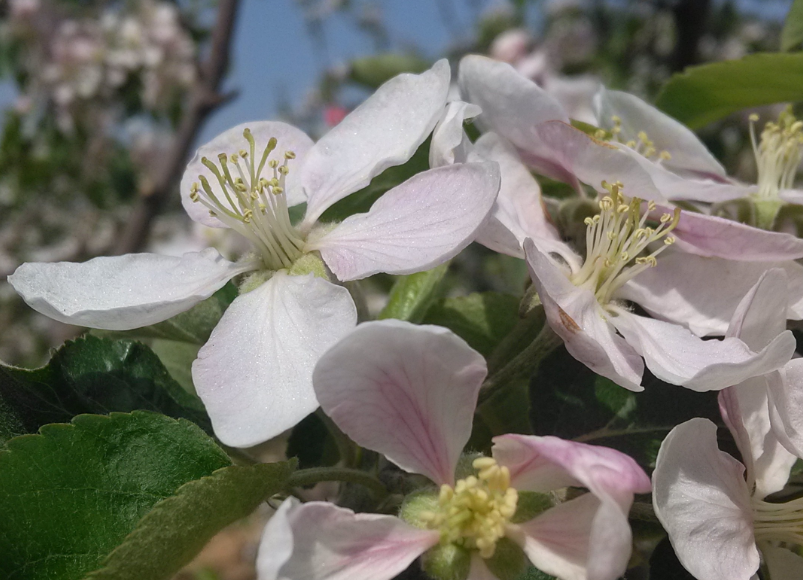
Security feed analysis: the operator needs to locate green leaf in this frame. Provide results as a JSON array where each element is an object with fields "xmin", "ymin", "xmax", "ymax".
[
  {"xmin": 0, "ymin": 411, "xmax": 231, "ymax": 580},
  {"xmin": 96, "ymin": 283, "xmax": 238, "ymax": 344},
  {"xmin": 87, "ymin": 460, "xmax": 295, "ymax": 580},
  {"xmin": 378, "ymin": 263, "xmax": 450, "ymax": 323},
  {"xmin": 0, "ymin": 335, "xmax": 211, "ymax": 439},
  {"xmin": 148, "ymin": 339, "xmax": 201, "ymax": 395},
  {"xmin": 782, "ymin": 0, "xmax": 803, "ymax": 51},
  {"xmin": 655, "ymin": 53, "xmax": 803, "ymax": 128},
  {"xmin": 319, "ymin": 136, "xmax": 430, "ymax": 223},
  {"xmin": 422, "ymin": 292, "xmax": 521, "ymax": 357},
  {"xmin": 348, "ymin": 54, "xmax": 430, "ymax": 89}
]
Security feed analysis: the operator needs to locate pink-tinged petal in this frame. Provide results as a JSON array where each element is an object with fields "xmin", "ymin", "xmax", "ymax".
[
  {"xmin": 524, "ymin": 240, "xmax": 644, "ymax": 391},
  {"xmin": 767, "ymin": 359, "xmax": 803, "ymax": 459},
  {"xmin": 779, "ymin": 188, "xmax": 803, "ymax": 205},
  {"xmin": 472, "ymin": 133, "xmax": 564, "ymax": 259},
  {"xmin": 458, "ymin": 55, "xmax": 568, "ymax": 147},
  {"xmin": 616, "ymin": 148, "xmax": 747, "ymax": 202},
  {"xmin": 8, "ymin": 249, "xmax": 250, "ymax": 331},
  {"xmin": 726, "ymin": 269, "xmax": 789, "ymax": 348},
  {"xmin": 719, "ymin": 379, "xmax": 796, "ymax": 499},
  {"xmin": 664, "ymin": 208, "xmax": 803, "ymax": 261},
  {"xmin": 257, "ymin": 499, "xmax": 438, "ymax": 580},
  {"xmin": 521, "ymin": 121, "xmax": 662, "ymax": 199},
  {"xmin": 516, "ymin": 492, "xmax": 632, "ymax": 580},
  {"xmin": 181, "ymin": 121, "xmax": 315, "ymax": 228},
  {"xmin": 492, "ymin": 434, "xmax": 651, "ymax": 497},
  {"xmin": 609, "ymin": 310, "xmax": 795, "ymax": 392},
  {"xmin": 593, "ymin": 87, "xmax": 726, "ymax": 178},
  {"xmin": 314, "ymin": 320, "xmax": 487, "ymax": 485},
  {"xmin": 193, "ymin": 273, "xmax": 357, "ymax": 448},
  {"xmin": 616, "ymin": 251, "xmax": 803, "ymax": 337},
  {"xmin": 301, "ymin": 60, "xmax": 450, "ymax": 227},
  {"xmin": 653, "ymin": 419, "xmax": 759, "ymax": 580},
  {"xmin": 762, "ymin": 545, "xmax": 803, "ymax": 580},
  {"xmin": 429, "ymin": 100, "xmax": 482, "ymax": 168},
  {"xmin": 311, "ymin": 162, "xmax": 500, "ymax": 281}
]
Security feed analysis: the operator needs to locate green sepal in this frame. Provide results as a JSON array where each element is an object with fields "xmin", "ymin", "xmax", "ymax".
[
  {"xmin": 485, "ymin": 538, "xmax": 529, "ymax": 580},
  {"xmin": 288, "ymin": 252, "xmax": 329, "ymax": 279},
  {"xmin": 399, "ymin": 488, "xmax": 439, "ymax": 529},
  {"xmin": 421, "ymin": 543, "xmax": 472, "ymax": 580},
  {"xmin": 511, "ymin": 491, "xmax": 555, "ymax": 524}
]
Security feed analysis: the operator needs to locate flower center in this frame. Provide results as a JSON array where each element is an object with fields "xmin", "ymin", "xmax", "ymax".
[
  {"xmin": 419, "ymin": 457, "xmax": 518, "ymax": 559},
  {"xmin": 189, "ymin": 128, "xmax": 306, "ymax": 271},
  {"xmin": 570, "ymin": 181, "xmax": 680, "ymax": 306},
  {"xmin": 753, "ymin": 496, "xmax": 803, "ymax": 546},
  {"xmin": 750, "ymin": 107, "xmax": 803, "ymax": 200},
  {"xmin": 595, "ymin": 116, "xmax": 672, "ymax": 162}
]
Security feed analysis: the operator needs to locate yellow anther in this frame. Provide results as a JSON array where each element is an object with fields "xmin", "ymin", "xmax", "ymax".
[
  {"xmin": 617, "ymin": 204, "xmax": 630, "ymax": 214},
  {"xmin": 189, "ymin": 190, "xmax": 199, "ymax": 202},
  {"xmin": 190, "ymin": 182, "xmax": 199, "ymax": 193},
  {"xmin": 279, "ymin": 165, "xmax": 290, "ymax": 175},
  {"xmin": 611, "ymin": 115, "xmax": 622, "ymax": 123},
  {"xmin": 239, "ymin": 149, "xmax": 248, "ymax": 158},
  {"xmin": 660, "ymin": 213, "xmax": 672, "ymax": 223},
  {"xmin": 284, "ymin": 150, "xmax": 296, "ymax": 159},
  {"xmin": 647, "ymin": 201, "xmax": 657, "ymax": 211},
  {"xmin": 230, "ymin": 153, "xmax": 239, "ymax": 163},
  {"xmin": 584, "ymin": 217, "xmax": 594, "ymax": 226},
  {"xmin": 273, "ymin": 186, "xmax": 284, "ymax": 195},
  {"xmin": 659, "ymin": 150, "xmax": 672, "ymax": 161},
  {"xmin": 626, "ymin": 140, "xmax": 637, "ymax": 148},
  {"xmin": 637, "ymin": 131, "xmax": 649, "ymax": 143},
  {"xmin": 269, "ymin": 159, "xmax": 279, "ymax": 168},
  {"xmin": 665, "ymin": 236, "xmax": 676, "ymax": 245},
  {"xmin": 749, "ymin": 113, "xmax": 760, "ymax": 122},
  {"xmin": 473, "ymin": 457, "xmax": 497, "ymax": 470}
]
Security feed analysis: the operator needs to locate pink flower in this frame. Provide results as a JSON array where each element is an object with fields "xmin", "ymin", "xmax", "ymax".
[{"xmin": 257, "ymin": 320, "xmax": 651, "ymax": 580}]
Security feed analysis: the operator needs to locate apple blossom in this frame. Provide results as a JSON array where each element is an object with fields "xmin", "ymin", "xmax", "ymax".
[
  {"xmin": 523, "ymin": 181, "xmax": 796, "ymax": 392},
  {"xmin": 257, "ymin": 320, "xmax": 651, "ymax": 580},
  {"xmin": 653, "ymin": 268, "xmax": 803, "ymax": 580},
  {"xmin": 8, "ymin": 60, "xmax": 502, "ymax": 448}
]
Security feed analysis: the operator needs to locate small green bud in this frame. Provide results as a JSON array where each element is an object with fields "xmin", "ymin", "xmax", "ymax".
[
  {"xmin": 398, "ymin": 489, "xmax": 439, "ymax": 529},
  {"xmin": 421, "ymin": 543, "xmax": 472, "ymax": 580}
]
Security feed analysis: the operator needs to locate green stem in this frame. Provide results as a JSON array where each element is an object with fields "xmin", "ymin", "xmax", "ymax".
[
  {"xmin": 486, "ymin": 299, "xmax": 545, "ymax": 375},
  {"xmin": 286, "ymin": 467, "xmax": 388, "ymax": 497},
  {"xmin": 479, "ymin": 323, "xmax": 563, "ymax": 404}
]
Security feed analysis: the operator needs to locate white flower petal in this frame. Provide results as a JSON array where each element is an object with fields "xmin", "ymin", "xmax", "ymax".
[
  {"xmin": 767, "ymin": 359, "xmax": 803, "ymax": 460},
  {"xmin": 719, "ymin": 379, "xmax": 796, "ymax": 499},
  {"xmin": 616, "ymin": 251, "xmax": 803, "ymax": 337},
  {"xmin": 473, "ymin": 133, "xmax": 562, "ymax": 259},
  {"xmin": 8, "ymin": 249, "xmax": 249, "ymax": 330},
  {"xmin": 257, "ymin": 499, "xmax": 438, "ymax": 580},
  {"xmin": 312, "ymin": 162, "xmax": 499, "ymax": 281},
  {"xmin": 517, "ymin": 493, "xmax": 632, "ymax": 580},
  {"xmin": 314, "ymin": 320, "xmax": 487, "ymax": 485},
  {"xmin": 610, "ymin": 310, "xmax": 795, "ymax": 392},
  {"xmin": 524, "ymin": 240, "xmax": 644, "ymax": 391},
  {"xmin": 301, "ymin": 60, "xmax": 451, "ymax": 227},
  {"xmin": 458, "ymin": 55, "xmax": 568, "ymax": 150},
  {"xmin": 668, "ymin": 208, "xmax": 803, "ymax": 261},
  {"xmin": 429, "ymin": 100, "xmax": 482, "ymax": 168},
  {"xmin": 181, "ymin": 121, "xmax": 315, "ymax": 227},
  {"xmin": 653, "ymin": 419, "xmax": 759, "ymax": 580},
  {"xmin": 193, "ymin": 272, "xmax": 357, "ymax": 448},
  {"xmin": 593, "ymin": 87, "xmax": 726, "ymax": 178},
  {"xmin": 492, "ymin": 434, "xmax": 651, "ymax": 496}
]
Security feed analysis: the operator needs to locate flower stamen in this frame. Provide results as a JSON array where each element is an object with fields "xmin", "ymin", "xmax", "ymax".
[{"xmin": 750, "ymin": 106, "xmax": 803, "ymax": 199}]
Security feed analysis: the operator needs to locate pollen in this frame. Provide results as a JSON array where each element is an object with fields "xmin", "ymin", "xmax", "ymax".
[
  {"xmin": 599, "ymin": 115, "xmax": 671, "ymax": 162},
  {"xmin": 419, "ymin": 457, "xmax": 518, "ymax": 559},
  {"xmin": 570, "ymin": 181, "xmax": 679, "ymax": 306}
]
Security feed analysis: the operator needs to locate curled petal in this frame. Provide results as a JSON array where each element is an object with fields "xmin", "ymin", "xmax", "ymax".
[
  {"xmin": 616, "ymin": 251, "xmax": 803, "ymax": 337},
  {"xmin": 525, "ymin": 240, "xmax": 644, "ymax": 391},
  {"xmin": 429, "ymin": 100, "xmax": 482, "ymax": 168},
  {"xmin": 516, "ymin": 492, "xmax": 632, "ymax": 580},
  {"xmin": 193, "ymin": 273, "xmax": 357, "ymax": 448},
  {"xmin": 458, "ymin": 55, "xmax": 568, "ymax": 149},
  {"xmin": 726, "ymin": 268, "xmax": 789, "ymax": 349},
  {"xmin": 609, "ymin": 310, "xmax": 795, "ymax": 392},
  {"xmin": 492, "ymin": 434, "xmax": 651, "ymax": 497},
  {"xmin": 314, "ymin": 320, "xmax": 487, "ymax": 486},
  {"xmin": 767, "ymin": 359, "xmax": 803, "ymax": 460},
  {"xmin": 181, "ymin": 121, "xmax": 314, "ymax": 227},
  {"xmin": 257, "ymin": 499, "xmax": 438, "ymax": 580},
  {"xmin": 8, "ymin": 249, "xmax": 250, "ymax": 330},
  {"xmin": 312, "ymin": 162, "xmax": 499, "ymax": 281},
  {"xmin": 302, "ymin": 60, "xmax": 451, "ymax": 227},
  {"xmin": 593, "ymin": 87, "xmax": 726, "ymax": 178},
  {"xmin": 473, "ymin": 133, "xmax": 565, "ymax": 260},
  {"xmin": 653, "ymin": 419, "xmax": 759, "ymax": 580}
]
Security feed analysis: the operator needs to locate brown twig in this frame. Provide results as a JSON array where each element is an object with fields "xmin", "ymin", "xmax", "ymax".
[{"xmin": 114, "ymin": 0, "xmax": 241, "ymax": 254}]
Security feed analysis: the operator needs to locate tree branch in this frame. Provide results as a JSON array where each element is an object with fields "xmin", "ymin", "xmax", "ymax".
[{"xmin": 114, "ymin": 0, "xmax": 241, "ymax": 254}]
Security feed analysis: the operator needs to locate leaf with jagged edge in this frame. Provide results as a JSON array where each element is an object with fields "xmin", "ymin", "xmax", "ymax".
[{"xmin": 0, "ymin": 411, "xmax": 231, "ymax": 580}]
